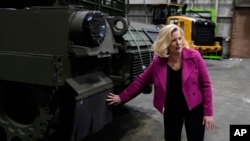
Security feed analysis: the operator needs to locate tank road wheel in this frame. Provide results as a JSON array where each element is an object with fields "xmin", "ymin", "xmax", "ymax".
[{"xmin": 0, "ymin": 82, "xmax": 53, "ymax": 141}]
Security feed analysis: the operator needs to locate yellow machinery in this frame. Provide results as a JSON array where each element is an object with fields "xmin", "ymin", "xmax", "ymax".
[
  {"xmin": 151, "ymin": 3, "xmax": 222, "ymax": 57},
  {"xmin": 167, "ymin": 15, "xmax": 221, "ymax": 53}
]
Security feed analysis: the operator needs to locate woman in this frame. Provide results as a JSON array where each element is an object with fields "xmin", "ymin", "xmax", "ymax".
[{"xmin": 106, "ymin": 24, "xmax": 215, "ymax": 141}]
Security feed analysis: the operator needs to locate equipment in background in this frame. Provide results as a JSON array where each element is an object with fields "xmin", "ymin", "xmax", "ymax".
[
  {"xmin": 181, "ymin": 8, "xmax": 222, "ymax": 60},
  {"xmin": 151, "ymin": 3, "xmax": 222, "ymax": 60}
]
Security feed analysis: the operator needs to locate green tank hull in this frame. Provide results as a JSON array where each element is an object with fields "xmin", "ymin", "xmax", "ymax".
[{"xmin": 0, "ymin": 2, "xmax": 159, "ymax": 141}]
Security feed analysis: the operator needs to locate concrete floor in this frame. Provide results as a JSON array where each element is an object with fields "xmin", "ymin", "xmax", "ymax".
[{"xmin": 83, "ymin": 58, "xmax": 250, "ymax": 141}]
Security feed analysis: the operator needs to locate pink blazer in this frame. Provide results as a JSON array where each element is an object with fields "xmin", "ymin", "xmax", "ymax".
[{"xmin": 119, "ymin": 48, "xmax": 213, "ymax": 116}]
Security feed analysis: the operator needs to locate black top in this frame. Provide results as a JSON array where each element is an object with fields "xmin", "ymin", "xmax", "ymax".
[{"xmin": 165, "ymin": 64, "xmax": 189, "ymax": 115}]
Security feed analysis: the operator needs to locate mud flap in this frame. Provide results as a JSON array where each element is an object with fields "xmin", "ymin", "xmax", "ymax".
[{"xmin": 66, "ymin": 72, "xmax": 113, "ymax": 141}]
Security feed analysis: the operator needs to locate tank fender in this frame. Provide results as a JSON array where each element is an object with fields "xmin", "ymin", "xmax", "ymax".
[
  {"xmin": 65, "ymin": 72, "xmax": 113, "ymax": 140},
  {"xmin": 107, "ymin": 16, "xmax": 130, "ymax": 36}
]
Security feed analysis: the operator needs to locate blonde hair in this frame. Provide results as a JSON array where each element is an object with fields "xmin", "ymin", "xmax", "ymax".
[{"xmin": 152, "ymin": 24, "xmax": 189, "ymax": 58}]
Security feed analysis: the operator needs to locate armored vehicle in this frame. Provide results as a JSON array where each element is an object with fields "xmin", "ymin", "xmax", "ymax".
[{"xmin": 0, "ymin": 0, "xmax": 158, "ymax": 141}]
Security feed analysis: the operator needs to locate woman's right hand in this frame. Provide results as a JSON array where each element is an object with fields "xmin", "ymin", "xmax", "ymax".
[{"xmin": 106, "ymin": 93, "xmax": 122, "ymax": 106}]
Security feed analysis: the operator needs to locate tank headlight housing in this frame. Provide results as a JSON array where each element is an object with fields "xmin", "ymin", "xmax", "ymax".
[{"xmin": 69, "ymin": 11, "xmax": 106, "ymax": 47}]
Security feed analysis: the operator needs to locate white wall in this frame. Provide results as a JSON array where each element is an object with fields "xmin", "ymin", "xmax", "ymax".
[{"xmin": 235, "ymin": 0, "xmax": 250, "ymax": 7}]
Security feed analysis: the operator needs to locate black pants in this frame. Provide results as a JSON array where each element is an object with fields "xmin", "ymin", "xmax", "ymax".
[{"xmin": 163, "ymin": 104, "xmax": 205, "ymax": 141}]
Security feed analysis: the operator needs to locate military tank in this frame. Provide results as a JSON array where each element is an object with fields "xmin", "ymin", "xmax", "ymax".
[{"xmin": 0, "ymin": 0, "xmax": 159, "ymax": 141}]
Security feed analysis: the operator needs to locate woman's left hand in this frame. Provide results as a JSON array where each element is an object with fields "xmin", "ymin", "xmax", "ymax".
[
  {"xmin": 106, "ymin": 93, "xmax": 122, "ymax": 106},
  {"xmin": 203, "ymin": 116, "xmax": 215, "ymax": 131}
]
